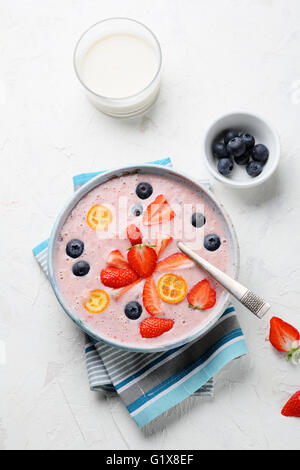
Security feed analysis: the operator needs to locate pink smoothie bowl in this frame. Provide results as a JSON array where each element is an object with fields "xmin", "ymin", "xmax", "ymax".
[{"xmin": 48, "ymin": 164, "xmax": 240, "ymax": 353}]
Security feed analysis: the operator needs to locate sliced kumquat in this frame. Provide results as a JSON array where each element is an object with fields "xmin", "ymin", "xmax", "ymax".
[
  {"xmin": 87, "ymin": 204, "xmax": 112, "ymax": 231},
  {"xmin": 157, "ymin": 273, "xmax": 187, "ymax": 304},
  {"xmin": 84, "ymin": 289, "xmax": 110, "ymax": 314}
]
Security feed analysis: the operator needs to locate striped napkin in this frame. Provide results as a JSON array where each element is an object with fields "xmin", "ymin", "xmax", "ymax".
[{"xmin": 33, "ymin": 158, "xmax": 247, "ymax": 427}]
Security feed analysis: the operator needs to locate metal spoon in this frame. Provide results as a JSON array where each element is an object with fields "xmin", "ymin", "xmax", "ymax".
[{"xmin": 177, "ymin": 241, "xmax": 270, "ymax": 319}]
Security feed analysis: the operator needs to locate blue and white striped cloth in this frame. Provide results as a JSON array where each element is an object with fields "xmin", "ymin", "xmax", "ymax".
[{"xmin": 33, "ymin": 158, "xmax": 247, "ymax": 427}]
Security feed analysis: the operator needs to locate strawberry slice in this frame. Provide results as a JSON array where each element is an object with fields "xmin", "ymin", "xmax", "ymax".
[
  {"xmin": 112, "ymin": 278, "xmax": 142, "ymax": 301},
  {"xmin": 100, "ymin": 266, "xmax": 138, "ymax": 288},
  {"xmin": 140, "ymin": 317, "xmax": 174, "ymax": 338},
  {"xmin": 155, "ymin": 252, "xmax": 195, "ymax": 272},
  {"xmin": 106, "ymin": 250, "xmax": 129, "ymax": 269},
  {"xmin": 269, "ymin": 317, "xmax": 300, "ymax": 361},
  {"xmin": 127, "ymin": 224, "xmax": 143, "ymax": 246},
  {"xmin": 281, "ymin": 391, "xmax": 300, "ymax": 417},
  {"xmin": 127, "ymin": 244, "xmax": 157, "ymax": 278},
  {"xmin": 143, "ymin": 195, "xmax": 175, "ymax": 226},
  {"xmin": 155, "ymin": 232, "xmax": 173, "ymax": 258},
  {"xmin": 143, "ymin": 277, "xmax": 163, "ymax": 316},
  {"xmin": 187, "ymin": 279, "xmax": 216, "ymax": 310}
]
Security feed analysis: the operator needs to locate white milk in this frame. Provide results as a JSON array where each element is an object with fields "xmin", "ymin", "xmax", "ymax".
[{"xmin": 81, "ymin": 34, "xmax": 159, "ymax": 99}]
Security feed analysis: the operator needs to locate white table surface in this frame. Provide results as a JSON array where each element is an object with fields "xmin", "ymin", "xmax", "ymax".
[{"xmin": 1, "ymin": 0, "xmax": 300, "ymax": 450}]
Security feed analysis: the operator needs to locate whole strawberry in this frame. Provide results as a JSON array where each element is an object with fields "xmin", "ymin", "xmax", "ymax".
[
  {"xmin": 269, "ymin": 317, "xmax": 300, "ymax": 364},
  {"xmin": 281, "ymin": 391, "xmax": 300, "ymax": 418}
]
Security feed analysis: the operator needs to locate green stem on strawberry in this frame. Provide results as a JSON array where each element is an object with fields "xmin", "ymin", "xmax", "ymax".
[
  {"xmin": 288, "ymin": 345, "xmax": 300, "ymax": 364},
  {"xmin": 127, "ymin": 243, "xmax": 156, "ymax": 251}
]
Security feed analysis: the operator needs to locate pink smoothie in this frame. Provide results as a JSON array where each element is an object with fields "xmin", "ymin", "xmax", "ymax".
[{"xmin": 54, "ymin": 173, "xmax": 231, "ymax": 348}]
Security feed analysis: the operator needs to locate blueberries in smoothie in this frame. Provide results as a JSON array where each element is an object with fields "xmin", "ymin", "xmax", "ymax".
[
  {"xmin": 131, "ymin": 204, "xmax": 143, "ymax": 217},
  {"xmin": 213, "ymin": 142, "xmax": 228, "ymax": 159},
  {"xmin": 136, "ymin": 182, "xmax": 153, "ymax": 200},
  {"xmin": 227, "ymin": 137, "xmax": 246, "ymax": 157},
  {"xmin": 240, "ymin": 133, "xmax": 255, "ymax": 150},
  {"xmin": 224, "ymin": 129, "xmax": 239, "ymax": 145},
  {"xmin": 124, "ymin": 301, "xmax": 143, "ymax": 320},
  {"xmin": 72, "ymin": 261, "xmax": 90, "ymax": 277},
  {"xmin": 191, "ymin": 212, "xmax": 206, "ymax": 228},
  {"xmin": 204, "ymin": 234, "xmax": 221, "ymax": 251},
  {"xmin": 218, "ymin": 158, "xmax": 233, "ymax": 176},
  {"xmin": 66, "ymin": 239, "xmax": 84, "ymax": 258},
  {"xmin": 246, "ymin": 161, "xmax": 263, "ymax": 177},
  {"xmin": 252, "ymin": 144, "xmax": 269, "ymax": 165}
]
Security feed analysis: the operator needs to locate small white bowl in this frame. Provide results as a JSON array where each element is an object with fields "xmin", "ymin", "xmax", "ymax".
[{"xmin": 204, "ymin": 111, "xmax": 280, "ymax": 189}]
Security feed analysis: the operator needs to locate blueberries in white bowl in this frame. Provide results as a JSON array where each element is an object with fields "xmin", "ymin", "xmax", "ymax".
[
  {"xmin": 224, "ymin": 129, "xmax": 239, "ymax": 145},
  {"xmin": 227, "ymin": 137, "xmax": 246, "ymax": 157},
  {"xmin": 240, "ymin": 133, "xmax": 255, "ymax": 150},
  {"xmin": 252, "ymin": 144, "xmax": 269, "ymax": 164},
  {"xmin": 213, "ymin": 142, "xmax": 228, "ymax": 159},
  {"xmin": 246, "ymin": 161, "xmax": 263, "ymax": 177},
  {"xmin": 234, "ymin": 150, "xmax": 251, "ymax": 166},
  {"xmin": 218, "ymin": 158, "xmax": 233, "ymax": 176},
  {"xmin": 212, "ymin": 129, "xmax": 269, "ymax": 179}
]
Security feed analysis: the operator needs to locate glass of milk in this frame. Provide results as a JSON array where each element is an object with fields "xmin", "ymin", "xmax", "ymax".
[{"xmin": 74, "ymin": 18, "xmax": 162, "ymax": 117}]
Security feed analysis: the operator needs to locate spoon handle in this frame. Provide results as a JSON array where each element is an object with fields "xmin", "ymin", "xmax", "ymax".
[{"xmin": 177, "ymin": 241, "xmax": 270, "ymax": 319}]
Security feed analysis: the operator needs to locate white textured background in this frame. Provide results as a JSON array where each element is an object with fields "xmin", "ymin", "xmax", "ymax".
[{"xmin": 1, "ymin": 0, "xmax": 300, "ymax": 450}]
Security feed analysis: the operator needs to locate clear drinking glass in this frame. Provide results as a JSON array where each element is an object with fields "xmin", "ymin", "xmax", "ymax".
[{"xmin": 74, "ymin": 18, "xmax": 162, "ymax": 117}]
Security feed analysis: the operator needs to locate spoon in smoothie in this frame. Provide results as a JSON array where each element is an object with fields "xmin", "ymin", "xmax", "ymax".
[{"xmin": 177, "ymin": 241, "xmax": 271, "ymax": 319}]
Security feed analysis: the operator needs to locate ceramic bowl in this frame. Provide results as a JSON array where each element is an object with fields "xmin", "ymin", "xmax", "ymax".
[
  {"xmin": 48, "ymin": 164, "xmax": 239, "ymax": 352},
  {"xmin": 204, "ymin": 111, "xmax": 280, "ymax": 189}
]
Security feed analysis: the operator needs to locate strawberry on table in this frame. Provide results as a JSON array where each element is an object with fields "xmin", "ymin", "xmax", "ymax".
[
  {"xmin": 127, "ymin": 244, "xmax": 157, "ymax": 278},
  {"xmin": 143, "ymin": 195, "xmax": 175, "ymax": 226},
  {"xmin": 127, "ymin": 224, "xmax": 143, "ymax": 246},
  {"xmin": 100, "ymin": 266, "xmax": 138, "ymax": 288},
  {"xmin": 187, "ymin": 279, "xmax": 216, "ymax": 310},
  {"xmin": 269, "ymin": 317, "xmax": 300, "ymax": 363},
  {"xmin": 155, "ymin": 252, "xmax": 195, "ymax": 272},
  {"xmin": 140, "ymin": 317, "xmax": 174, "ymax": 338},
  {"xmin": 281, "ymin": 391, "xmax": 300, "ymax": 417},
  {"xmin": 143, "ymin": 276, "xmax": 163, "ymax": 316},
  {"xmin": 155, "ymin": 232, "xmax": 173, "ymax": 258},
  {"xmin": 106, "ymin": 250, "xmax": 129, "ymax": 269}
]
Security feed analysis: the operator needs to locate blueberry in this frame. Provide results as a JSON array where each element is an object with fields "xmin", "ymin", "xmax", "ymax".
[
  {"xmin": 252, "ymin": 144, "xmax": 269, "ymax": 165},
  {"xmin": 136, "ymin": 182, "xmax": 153, "ymax": 200},
  {"xmin": 227, "ymin": 137, "xmax": 246, "ymax": 157},
  {"xmin": 224, "ymin": 129, "xmax": 239, "ymax": 145},
  {"xmin": 246, "ymin": 161, "xmax": 263, "ymax": 177},
  {"xmin": 124, "ymin": 301, "xmax": 142, "ymax": 320},
  {"xmin": 204, "ymin": 234, "xmax": 221, "ymax": 251},
  {"xmin": 72, "ymin": 261, "xmax": 90, "ymax": 277},
  {"xmin": 217, "ymin": 158, "xmax": 234, "ymax": 176},
  {"xmin": 234, "ymin": 150, "xmax": 251, "ymax": 165},
  {"xmin": 66, "ymin": 239, "xmax": 84, "ymax": 258},
  {"xmin": 213, "ymin": 142, "xmax": 228, "ymax": 159},
  {"xmin": 240, "ymin": 133, "xmax": 255, "ymax": 150},
  {"xmin": 131, "ymin": 204, "xmax": 143, "ymax": 217},
  {"xmin": 191, "ymin": 212, "xmax": 206, "ymax": 228}
]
